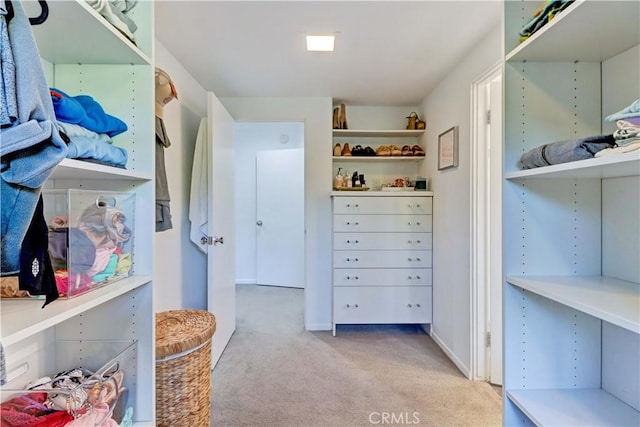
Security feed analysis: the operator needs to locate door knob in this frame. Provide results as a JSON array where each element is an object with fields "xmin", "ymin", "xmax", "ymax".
[{"xmin": 256, "ymin": 220, "xmax": 263, "ymax": 226}]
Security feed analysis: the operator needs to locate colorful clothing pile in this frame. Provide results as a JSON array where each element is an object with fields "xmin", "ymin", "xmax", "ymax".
[
  {"xmin": 519, "ymin": 0, "xmax": 574, "ymax": 42},
  {"xmin": 50, "ymin": 88, "xmax": 129, "ymax": 169},
  {"xmin": 597, "ymin": 99, "xmax": 640, "ymax": 157}
]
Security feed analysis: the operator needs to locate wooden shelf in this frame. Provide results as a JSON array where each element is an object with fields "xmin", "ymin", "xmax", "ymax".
[
  {"xmin": 26, "ymin": 0, "xmax": 150, "ymax": 65},
  {"xmin": 505, "ymin": 0, "xmax": 640, "ymax": 62},
  {"xmin": 506, "ymin": 275, "xmax": 640, "ymax": 334},
  {"xmin": 505, "ymin": 151, "xmax": 640, "ymax": 180},
  {"xmin": 333, "ymin": 129, "xmax": 425, "ymax": 138},
  {"xmin": 0, "ymin": 276, "xmax": 152, "ymax": 347}
]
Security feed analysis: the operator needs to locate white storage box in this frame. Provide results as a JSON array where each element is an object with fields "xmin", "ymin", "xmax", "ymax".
[{"xmin": 42, "ymin": 190, "xmax": 135, "ymax": 298}]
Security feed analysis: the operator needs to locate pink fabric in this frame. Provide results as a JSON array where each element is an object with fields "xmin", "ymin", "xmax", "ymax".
[
  {"xmin": 64, "ymin": 402, "xmax": 118, "ymax": 427},
  {"xmin": 0, "ymin": 392, "xmax": 74, "ymax": 426},
  {"xmin": 85, "ymin": 247, "xmax": 116, "ymax": 277}
]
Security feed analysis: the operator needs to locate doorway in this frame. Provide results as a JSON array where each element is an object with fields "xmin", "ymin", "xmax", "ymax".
[
  {"xmin": 471, "ymin": 63, "xmax": 503, "ymax": 385},
  {"xmin": 256, "ymin": 148, "xmax": 304, "ymax": 288},
  {"xmin": 234, "ymin": 122, "xmax": 305, "ymax": 288}
]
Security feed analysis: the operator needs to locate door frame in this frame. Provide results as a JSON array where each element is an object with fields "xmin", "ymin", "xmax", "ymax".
[{"xmin": 470, "ymin": 62, "xmax": 503, "ymax": 384}]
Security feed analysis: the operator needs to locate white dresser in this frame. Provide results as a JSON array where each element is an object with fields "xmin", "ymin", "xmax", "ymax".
[{"xmin": 331, "ymin": 192, "xmax": 433, "ymax": 335}]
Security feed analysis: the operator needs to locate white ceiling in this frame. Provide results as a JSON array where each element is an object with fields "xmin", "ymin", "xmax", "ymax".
[{"xmin": 155, "ymin": 1, "xmax": 502, "ymax": 106}]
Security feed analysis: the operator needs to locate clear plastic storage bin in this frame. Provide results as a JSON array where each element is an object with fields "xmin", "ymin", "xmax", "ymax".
[
  {"xmin": 42, "ymin": 190, "xmax": 135, "ymax": 298},
  {"xmin": 0, "ymin": 340, "xmax": 138, "ymax": 426}
]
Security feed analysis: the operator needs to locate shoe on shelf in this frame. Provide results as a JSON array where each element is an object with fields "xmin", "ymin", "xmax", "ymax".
[
  {"xmin": 376, "ymin": 145, "xmax": 391, "ymax": 156},
  {"xmin": 341, "ymin": 142, "xmax": 351, "ymax": 156},
  {"xmin": 351, "ymin": 144, "xmax": 364, "ymax": 156},
  {"xmin": 339, "ymin": 103, "xmax": 348, "ymax": 129},
  {"xmin": 363, "ymin": 146, "xmax": 376, "ymax": 156},
  {"xmin": 412, "ymin": 145, "xmax": 425, "ymax": 156},
  {"xmin": 390, "ymin": 145, "xmax": 402, "ymax": 156},
  {"xmin": 332, "ymin": 108, "xmax": 340, "ymax": 129},
  {"xmin": 401, "ymin": 145, "xmax": 412, "ymax": 156},
  {"xmin": 333, "ymin": 143, "xmax": 341, "ymax": 156}
]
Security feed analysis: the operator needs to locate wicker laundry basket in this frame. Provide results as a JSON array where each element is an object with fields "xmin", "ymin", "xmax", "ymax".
[{"xmin": 156, "ymin": 309, "xmax": 216, "ymax": 427}]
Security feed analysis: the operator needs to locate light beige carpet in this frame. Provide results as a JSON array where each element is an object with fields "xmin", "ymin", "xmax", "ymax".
[{"xmin": 211, "ymin": 284, "xmax": 502, "ymax": 427}]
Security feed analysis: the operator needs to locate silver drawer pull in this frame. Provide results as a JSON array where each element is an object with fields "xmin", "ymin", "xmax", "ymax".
[
  {"xmin": 346, "ymin": 222, "xmax": 359, "ymax": 226},
  {"xmin": 416, "ymin": 275, "xmax": 421, "ymax": 280},
  {"xmin": 416, "ymin": 222, "xmax": 421, "ymax": 226},
  {"xmin": 408, "ymin": 276, "xmax": 412, "ymax": 280},
  {"xmin": 346, "ymin": 276, "xmax": 359, "ymax": 280},
  {"xmin": 347, "ymin": 240, "xmax": 358, "ymax": 244},
  {"xmin": 408, "ymin": 258, "xmax": 413, "ymax": 261},
  {"xmin": 416, "ymin": 240, "xmax": 421, "ymax": 244},
  {"xmin": 416, "ymin": 204, "xmax": 421, "ymax": 208},
  {"xmin": 346, "ymin": 204, "xmax": 351, "ymax": 207},
  {"xmin": 355, "ymin": 204, "xmax": 359, "ymax": 207},
  {"xmin": 407, "ymin": 304, "xmax": 412, "ymax": 308},
  {"xmin": 416, "ymin": 304, "xmax": 421, "ymax": 308},
  {"xmin": 416, "ymin": 258, "xmax": 421, "ymax": 262},
  {"xmin": 346, "ymin": 304, "xmax": 359, "ymax": 308},
  {"xmin": 346, "ymin": 258, "xmax": 359, "ymax": 262}
]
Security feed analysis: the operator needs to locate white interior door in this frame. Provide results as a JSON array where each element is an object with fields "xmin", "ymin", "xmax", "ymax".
[
  {"xmin": 207, "ymin": 92, "xmax": 236, "ymax": 367},
  {"xmin": 256, "ymin": 149, "xmax": 304, "ymax": 288}
]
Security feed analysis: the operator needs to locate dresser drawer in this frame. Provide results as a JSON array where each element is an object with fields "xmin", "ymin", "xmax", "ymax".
[
  {"xmin": 333, "ymin": 250, "xmax": 431, "ymax": 268},
  {"xmin": 333, "ymin": 196, "xmax": 432, "ymax": 215},
  {"xmin": 333, "ymin": 286, "xmax": 432, "ymax": 324},
  {"xmin": 333, "ymin": 214, "xmax": 431, "ymax": 232},
  {"xmin": 333, "ymin": 268, "xmax": 432, "ymax": 287},
  {"xmin": 333, "ymin": 232, "xmax": 432, "ymax": 250}
]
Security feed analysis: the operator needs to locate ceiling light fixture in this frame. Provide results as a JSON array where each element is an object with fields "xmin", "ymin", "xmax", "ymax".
[{"xmin": 306, "ymin": 35, "xmax": 335, "ymax": 52}]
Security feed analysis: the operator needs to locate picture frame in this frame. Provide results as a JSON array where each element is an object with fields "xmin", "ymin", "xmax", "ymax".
[{"xmin": 438, "ymin": 126, "xmax": 459, "ymax": 170}]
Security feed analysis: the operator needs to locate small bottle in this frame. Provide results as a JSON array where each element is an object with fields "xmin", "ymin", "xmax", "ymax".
[
  {"xmin": 353, "ymin": 171, "xmax": 361, "ymax": 188},
  {"xmin": 345, "ymin": 170, "xmax": 352, "ymax": 188},
  {"xmin": 334, "ymin": 168, "xmax": 343, "ymax": 189}
]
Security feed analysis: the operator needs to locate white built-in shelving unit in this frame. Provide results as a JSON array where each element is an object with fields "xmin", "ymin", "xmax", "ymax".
[
  {"xmin": 502, "ymin": 1, "xmax": 640, "ymax": 425},
  {"xmin": 332, "ymin": 127, "xmax": 426, "ymax": 189},
  {"xmin": 0, "ymin": 0, "xmax": 155, "ymax": 423}
]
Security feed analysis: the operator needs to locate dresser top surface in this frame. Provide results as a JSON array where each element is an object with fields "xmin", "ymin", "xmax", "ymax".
[{"xmin": 331, "ymin": 191, "xmax": 433, "ymax": 197}]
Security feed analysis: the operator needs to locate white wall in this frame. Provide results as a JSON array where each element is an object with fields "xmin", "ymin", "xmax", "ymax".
[
  {"xmin": 154, "ymin": 41, "xmax": 208, "ymax": 312},
  {"xmin": 235, "ymin": 122, "xmax": 304, "ymax": 284},
  {"xmin": 220, "ymin": 98, "xmax": 333, "ymax": 330},
  {"xmin": 419, "ymin": 27, "xmax": 501, "ymax": 377}
]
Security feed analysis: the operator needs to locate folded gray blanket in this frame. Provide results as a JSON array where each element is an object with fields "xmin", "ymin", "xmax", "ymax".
[{"xmin": 519, "ymin": 134, "xmax": 616, "ymax": 169}]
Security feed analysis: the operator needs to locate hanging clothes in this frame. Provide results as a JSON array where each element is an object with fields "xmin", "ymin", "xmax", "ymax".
[
  {"xmin": 189, "ymin": 117, "xmax": 208, "ymax": 253},
  {"xmin": 1, "ymin": 0, "xmax": 66, "ymax": 305},
  {"xmin": 154, "ymin": 67, "xmax": 177, "ymax": 232}
]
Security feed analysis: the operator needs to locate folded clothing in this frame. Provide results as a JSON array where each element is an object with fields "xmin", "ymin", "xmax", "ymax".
[
  {"xmin": 519, "ymin": 0, "xmax": 574, "ymax": 42},
  {"xmin": 606, "ymin": 99, "xmax": 640, "ymax": 122},
  {"xmin": 519, "ymin": 134, "xmax": 616, "ymax": 169},
  {"xmin": 50, "ymin": 88, "xmax": 128, "ymax": 137},
  {"xmin": 65, "ymin": 134, "xmax": 128, "ymax": 168}
]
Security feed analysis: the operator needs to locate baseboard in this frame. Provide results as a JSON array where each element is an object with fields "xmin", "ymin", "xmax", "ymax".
[
  {"xmin": 236, "ymin": 279, "xmax": 256, "ymax": 285},
  {"xmin": 430, "ymin": 330, "xmax": 472, "ymax": 380},
  {"xmin": 305, "ymin": 322, "xmax": 332, "ymax": 331}
]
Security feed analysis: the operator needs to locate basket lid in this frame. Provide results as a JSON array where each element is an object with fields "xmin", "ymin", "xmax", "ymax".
[{"xmin": 155, "ymin": 309, "xmax": 216, "ymax": 359}]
